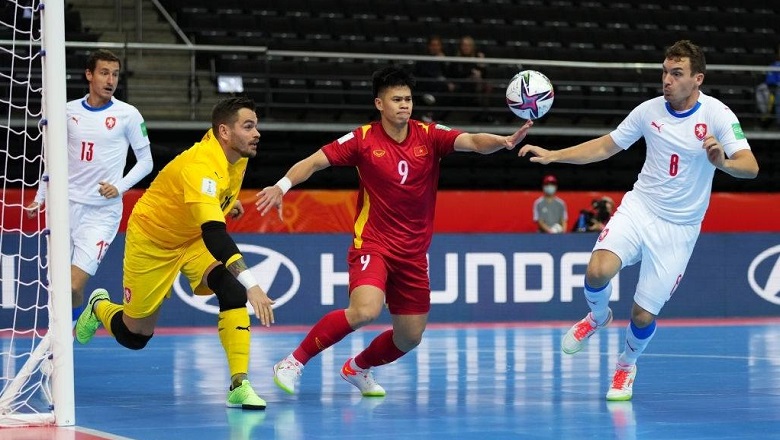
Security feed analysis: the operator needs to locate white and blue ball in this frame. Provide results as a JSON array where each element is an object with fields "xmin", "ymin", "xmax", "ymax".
[{"xmin": 506, "ymin": 70, "xmax": 554, "ymax": 120}]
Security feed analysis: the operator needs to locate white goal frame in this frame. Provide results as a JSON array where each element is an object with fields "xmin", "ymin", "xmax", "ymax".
[{"xmin": 0, "ymin": 0, "xmax": 74, "ymax": 427}]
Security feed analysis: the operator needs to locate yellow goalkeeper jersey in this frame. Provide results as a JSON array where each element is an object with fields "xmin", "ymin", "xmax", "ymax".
[{"xmin": 131, "ymin": 129, "xmax": 247, "ymax": 248}]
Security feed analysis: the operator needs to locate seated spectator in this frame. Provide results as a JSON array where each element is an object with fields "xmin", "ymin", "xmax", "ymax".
[
  {"xmin": 414, "ymin": 35, "xmax": 454, "ymax": 105},
  {"xmin": 414, "ymin": 35, "xmax": 454, "ymax": 122},
  {"xmin": 762, "ymin": 44, "xmax": 780, "ymax": 127},
  {"xmin": 448, "ymin": 35, "xmax": 492, "ymax": 111},
  {"xmin": 533, "ymin": 174, "xmax": 567, "ymax": 233}
]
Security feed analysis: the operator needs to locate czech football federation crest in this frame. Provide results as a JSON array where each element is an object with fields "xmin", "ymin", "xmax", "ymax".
[{"xmin": 694, "ymin": 123, "xmax": 707, "ymax": 140}]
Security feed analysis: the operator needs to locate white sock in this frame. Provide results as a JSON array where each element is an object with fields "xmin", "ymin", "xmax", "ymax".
[
  {"xmin": 618, "ymin": 321, "xmax": 656, "ymax": 366},
  {"xmin": 584, "ymin": 281, "xmax": 612, "ymax": 325}
]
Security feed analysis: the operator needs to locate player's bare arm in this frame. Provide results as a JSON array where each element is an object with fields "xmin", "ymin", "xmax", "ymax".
[
  {"xmin": 226, "ymin": 257, "xmax": 275, "ymax": 327},
  {"xmin": 518, "ymin": 134, "xmax": 623, "ymax": 165},
  {"xmin": 255, "ymin": 149, "xmax": 332, "ymax": 218},
  {"xmin": 453, "ymin": 120, "xmax": 533, "ymax": 154},
  {"xmin": 703, "ymin": 136, "xmax": 759, "ymax": 179}
]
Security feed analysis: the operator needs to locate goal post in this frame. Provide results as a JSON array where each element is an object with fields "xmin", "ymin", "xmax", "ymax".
[
  {"xmin": 43, "ymin": 0, "xmax": 76, "ymax": 427},
  {"xmin": 0, "ymin": 0, "xmax": 74, "ymax": 427}
]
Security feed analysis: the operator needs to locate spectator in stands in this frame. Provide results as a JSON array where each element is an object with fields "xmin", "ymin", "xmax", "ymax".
[
  {"xmin": 257, "ymin": 65, "xmax": 534, "ymax": 398},
  {"xmin": 519, "ymin": 40, "xmax": 759, "ymax": 402},
  {"xmin": 533, "ymin": 174, "xmax": 567, "ymax": 233},
  {"xmin": 764, "ymin": 44, "xmax": 780, "ymax": 126},
  {"xmin": 449, "ymin": 35, "xmax": 491, "ymax": 113},
  {"xmin": 25, "ymin": 49, "xmax": 153, "ymax": 323},
  {"xmin": 414, "ymin": 35, "xmax": 455, "ymax": 122}
]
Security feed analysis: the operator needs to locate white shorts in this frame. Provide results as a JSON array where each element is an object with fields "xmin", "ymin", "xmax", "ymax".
[
  {"xmin": 69, "ymin": 202, "xmax": 122, "ymax": 276},
  {"xmin": 592, "ymin": 191, "xmax": 700, "ymax": 315}
]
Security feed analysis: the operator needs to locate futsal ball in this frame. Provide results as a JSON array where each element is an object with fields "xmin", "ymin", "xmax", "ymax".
[{"xmin": 506, "ymin": 70, "xmax": 554, "ymax": 120}]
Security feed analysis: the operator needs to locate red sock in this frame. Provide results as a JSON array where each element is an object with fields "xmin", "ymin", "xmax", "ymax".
[
  {"xmin": 354, "ymin": 329, "xmax": 406, "ymax": 369},
  {"xmin": 293, "ymin": 309, "xmax": 353, "ymax": 364}
]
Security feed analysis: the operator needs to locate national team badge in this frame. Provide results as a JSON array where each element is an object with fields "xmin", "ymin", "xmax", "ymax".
[
  {"xmin": 105, "ymin": 116, "xmax": 117, "ymax": 130},
  {"xmin": 414, "ymin": 145, "xmax": 428, "ymax": 157},
  {"xmin": 694, "ymin": 123, "xmax": 707, "ymax": 140},
  {"xmin": 373, "ymin": 150, "xmax": 386, "ymax": 158},
  {"xmin": 124, "ymin": 287, "xmax": 132, "ymax": 303},
  {"xmin": 598, "ymin": 228, "xmax": 609, "ymax": 242}
]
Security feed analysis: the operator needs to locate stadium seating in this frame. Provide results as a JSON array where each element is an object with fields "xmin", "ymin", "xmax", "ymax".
[
  {"xmin": 154, "ymin": 0, "xmax": 777, "ymax": 130},
  {"xmin": 2, "ymin": 1, "xmax": 776, "ymax": 192},
  {"xmin": 142, "ymin": 0, "xmax": 778, "ymax": 191}
]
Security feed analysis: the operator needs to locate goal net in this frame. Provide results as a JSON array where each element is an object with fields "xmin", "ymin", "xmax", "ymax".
[{"xmin": 0, "ymin": 0, "xmax": 74, "ymax": 427}]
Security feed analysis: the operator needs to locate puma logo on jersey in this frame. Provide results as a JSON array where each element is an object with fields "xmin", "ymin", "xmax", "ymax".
[
  {"xmin": 70, "ymin": 116, "xmax": 80, "ymax": 125},
  {"xmin": 650, "ymin": 121, "xmax": 663, "ymax": 133},
  {"xmin": 235, "ymin": 325, "xmax": 250, "ymax": 331}
]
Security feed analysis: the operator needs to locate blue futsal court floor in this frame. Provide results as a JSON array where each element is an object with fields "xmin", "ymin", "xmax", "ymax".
[{"xmin": 8, "ymin": 320, "xmax": 780, "ymax": 439}]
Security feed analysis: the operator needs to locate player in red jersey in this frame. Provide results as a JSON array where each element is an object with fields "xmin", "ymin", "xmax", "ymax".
[{"xmin": 256, "ymin": 65, "xmax": 533, "ymax": 397}]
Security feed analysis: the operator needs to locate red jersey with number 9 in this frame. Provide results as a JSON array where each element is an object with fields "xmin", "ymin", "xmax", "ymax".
[{"xmin": 322, "ymin": 120, "xmax": 462, "ymax": 257}]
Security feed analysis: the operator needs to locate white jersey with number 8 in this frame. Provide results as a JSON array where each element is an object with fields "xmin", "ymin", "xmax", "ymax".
[{"xmin": 609, "ymin": 92, "xmax": 750, "ymax": 224}]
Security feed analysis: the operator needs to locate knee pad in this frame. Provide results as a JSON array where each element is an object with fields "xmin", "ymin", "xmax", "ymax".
[
  {"xmin": 110, "ymin": 312, "xmax": 153, "ymax": 350},
  {"xmin": 207, "ymin": 264, "xmax": 248, "ymax": 311}
]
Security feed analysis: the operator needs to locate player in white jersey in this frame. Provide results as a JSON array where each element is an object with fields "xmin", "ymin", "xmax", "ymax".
[
  {"xmin": 26, "ymin": 49, "xmax": 153, "ymax": 321},
  {"xmin": 518, "ymin": 40, "xmax": 759, "ymax": 400}
]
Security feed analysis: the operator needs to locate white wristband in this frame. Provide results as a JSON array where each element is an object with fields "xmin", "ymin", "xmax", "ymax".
[
  {"xmin": 275, "ymin": 177, "xmax": 292, "ymax": 195},
  {"xmin": 236, "ymin": 269, "xmax": 258, "ymax": 290}
]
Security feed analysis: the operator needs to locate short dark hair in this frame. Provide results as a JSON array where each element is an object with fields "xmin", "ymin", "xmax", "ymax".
[
  {"xmin": 211, "ymin": 96, "xmax": 256, "ymax": 133},
  {"xmin": 372, "ymin": 65, "xmax": 416, "ymax": 98},
  {"xmin": 86, "ymin": 49, "xmax": 121, "ymax": 72},
  {"xmin": 665, "ymin": 40, "xmax": 706, "ymax": 75}
]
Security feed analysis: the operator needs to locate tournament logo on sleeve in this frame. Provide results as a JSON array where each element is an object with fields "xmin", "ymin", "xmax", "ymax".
[
  {"xmin": 434, "ymin": 123, "xmax": 452, "ymax": 131},
  {"xmin": 731, "ymin": 123, "xmax": 745, "ymax": 140},
  {"xmin": 337, "ymin": 132, "xmax": 354, "ymax": 144},
  {"xmin": 201, "ymin": 177, "xmax": 217, "ymax": 197},
  {"xmin": 140, "ymin": 122, "xmax": 148, "ymax": 137}
]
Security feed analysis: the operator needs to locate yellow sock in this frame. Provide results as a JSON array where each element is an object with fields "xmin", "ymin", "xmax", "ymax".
[
  {"xmin": 218, "ymin": 308, "xmax": 251, "ymax": 379},
  {"xmin": 94, "ymin": 300, "xmax": 123, "ymax": 336}
]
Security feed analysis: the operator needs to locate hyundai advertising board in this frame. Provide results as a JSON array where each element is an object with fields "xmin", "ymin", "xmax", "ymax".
[{"xmin": 2, "ymin": 234, "xmax": 779, "ymax": 327}]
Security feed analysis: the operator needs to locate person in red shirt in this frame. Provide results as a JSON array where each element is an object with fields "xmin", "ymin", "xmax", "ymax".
[{"xmin": 256, "ymin": 65, "xmax": 533, "ymax": 397}]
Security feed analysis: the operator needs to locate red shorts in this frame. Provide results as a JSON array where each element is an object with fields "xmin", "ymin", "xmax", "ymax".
[{"xmin": 347, "ymin": 248, "xmax": 430, "ymax": 315}]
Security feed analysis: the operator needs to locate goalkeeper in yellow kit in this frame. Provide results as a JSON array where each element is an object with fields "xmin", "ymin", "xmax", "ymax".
[{"xmin": 75, "ymin": 96, "xmax": 275, "ymax": 410}]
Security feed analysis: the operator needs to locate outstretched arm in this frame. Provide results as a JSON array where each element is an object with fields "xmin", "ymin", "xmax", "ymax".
[
  {"xmin": 454, "ymin": 120, "xmax": 533, "ymax": 154},
  {"xmin": 518, "ymin": 134, "xmax": 623, "ymax": 165},
  {"xmin": 255, "ymin": 149, "xmax": 332, "ymax": 219}
]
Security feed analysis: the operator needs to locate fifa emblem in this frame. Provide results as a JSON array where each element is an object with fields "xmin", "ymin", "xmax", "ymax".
[
  {"xmin": 694, "ymin": 123, "xmax": 707, "ymax": 140},
  {"xmin": 105, "ymin": 116, "xmax": 117, "ymax": 130}
]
